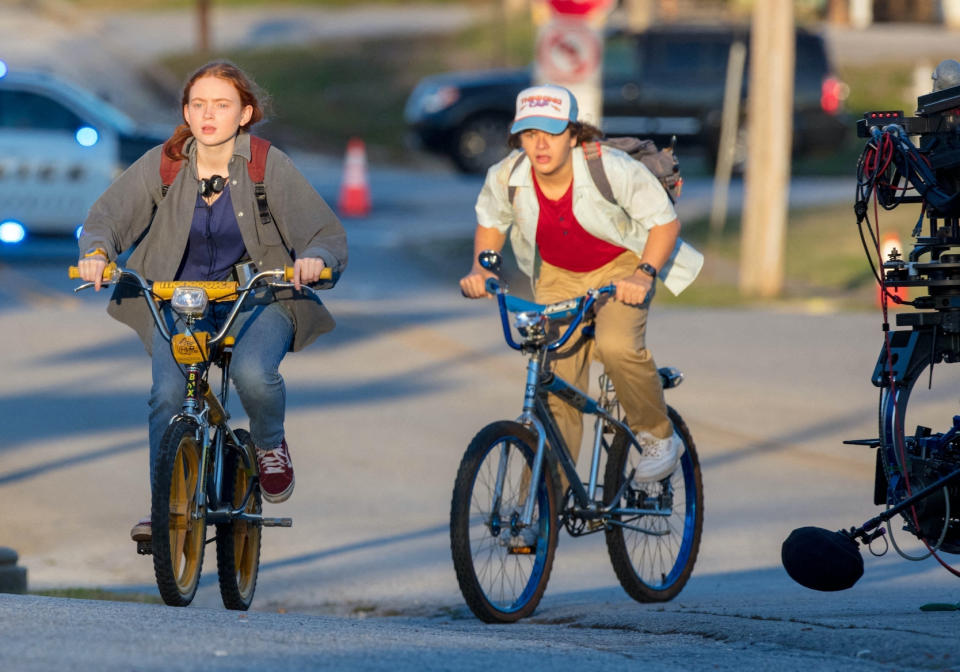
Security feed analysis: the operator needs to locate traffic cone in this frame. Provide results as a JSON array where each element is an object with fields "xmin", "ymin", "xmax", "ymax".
[
  {"xmin": 337, "ymin": 137, "xmax": 371, "ymax": 218},
  {"xmin": 877, "ymin": 232, "xmax": 907, "ymax": 306}
]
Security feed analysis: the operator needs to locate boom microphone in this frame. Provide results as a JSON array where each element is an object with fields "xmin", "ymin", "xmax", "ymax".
[{"xmin": 781, "ymin": 526, "xmax": 864, "ymax": 591}]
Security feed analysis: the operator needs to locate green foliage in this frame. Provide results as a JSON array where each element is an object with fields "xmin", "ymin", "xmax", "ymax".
[
  {"xmin": 65, "ymin": 0, "xmax": 458, "ymax": 8},
  {"xmin": 160, "ymin": 16, "xmax": 534, "ymax": 160},
  {"xmin": 658, "ymin": 200, "xmax": 922, "ymax": 309}
]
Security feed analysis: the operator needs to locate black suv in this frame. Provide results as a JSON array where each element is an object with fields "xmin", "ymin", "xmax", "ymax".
[{"xmin": 404, "ymin": 24, "xmax": 848, "ymax": 173}]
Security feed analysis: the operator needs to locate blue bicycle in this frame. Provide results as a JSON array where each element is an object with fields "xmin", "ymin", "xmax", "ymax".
[{"xmin": 450, "ymin": 252, "xmax": 703, "ymax": 623}]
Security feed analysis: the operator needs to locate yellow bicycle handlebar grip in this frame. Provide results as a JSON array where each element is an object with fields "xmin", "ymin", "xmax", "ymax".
[
  {"xmin": 283, "ymin": 266, "xmax": 333, "ymax": 282},
  {"xmin": 68, "ymin": 262, "xmax": 116, "ymax": 281}
]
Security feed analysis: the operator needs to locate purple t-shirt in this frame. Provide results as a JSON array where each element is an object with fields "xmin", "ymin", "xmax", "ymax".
[{"xmin": 175, "ymin": 186, "xmax": 247, "ymax": 281}]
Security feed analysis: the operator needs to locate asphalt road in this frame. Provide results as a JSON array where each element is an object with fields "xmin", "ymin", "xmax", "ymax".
[{"xmin": 1, "ymin": 154, "xmax": 959, "ymax": 669}]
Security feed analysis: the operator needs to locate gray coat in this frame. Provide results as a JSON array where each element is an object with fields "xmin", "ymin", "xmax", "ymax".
[{"xmin": 79, "ymin": 132, "xmax": 348, "ymax": 353}]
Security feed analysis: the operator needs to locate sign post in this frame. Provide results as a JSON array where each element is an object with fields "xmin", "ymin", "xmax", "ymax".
[{"xmin": 533, "ymin": 0, "xmax": 614, "ymax": 126}]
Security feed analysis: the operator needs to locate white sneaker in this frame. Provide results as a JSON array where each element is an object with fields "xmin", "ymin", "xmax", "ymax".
[{"xmin": 633, "ymin": 430, "xmax": 684, "ymax": 482}]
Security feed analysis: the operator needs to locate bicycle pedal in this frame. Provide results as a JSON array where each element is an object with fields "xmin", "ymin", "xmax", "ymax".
[
  {"xmin": 507, "ymin": 545, "xmax": 535, "ymax": 555},
  {"xmin": 261, "ymin": 517, "xmax": 293, "ymax": 527},
  {"xmin": 136, "ymin": 540, "xmax": 153, "ymax": 556}
]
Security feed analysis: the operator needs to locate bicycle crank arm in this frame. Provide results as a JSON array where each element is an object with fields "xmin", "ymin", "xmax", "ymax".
[
  {"xmin": 605, "ymin": 506, "xmax": 673, "ymax": 517},
  {"xmin": 605, "ymin": 519, "xmax": 671, "ymax": 535}
]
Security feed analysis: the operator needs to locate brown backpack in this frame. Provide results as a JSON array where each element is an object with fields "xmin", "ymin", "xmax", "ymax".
[{"xmin": 508, "ymin": 136, "xmax": 683, "ymax": 206}]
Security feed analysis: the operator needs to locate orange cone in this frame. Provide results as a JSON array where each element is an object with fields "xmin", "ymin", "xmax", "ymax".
[
  {"xmin": 337, "ymin": 138, "xmax": 371, "ymax": 218},
  {"xmin": 878, "ymin": 233, "xmax": 907, "ymax": 306}
]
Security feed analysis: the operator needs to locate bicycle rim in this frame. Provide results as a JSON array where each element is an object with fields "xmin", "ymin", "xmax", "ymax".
[
  {"xmin": 152, "ymin": 420, "xmax": 206, "ymax": 606},
  {"xmin": 605, "ymin": 408, "xmax": 703, "ymax": 601},
  {"xmin": 450, "ymin": 421, "xmax": 557, "ymax": 622},
  {"xmin": 216, "ymin": 429, "xmax": 262, "ymax": 610}
]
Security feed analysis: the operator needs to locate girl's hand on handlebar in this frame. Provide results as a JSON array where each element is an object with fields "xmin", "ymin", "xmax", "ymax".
[
  {"xmin": 460, "ymin": 268, "xmax": 497, "ymax": 299},
  {"xmin": 614, "ymin": 272, "xmax": 653, "ymax": 306},
  {"xmin": 78, "ymin": 257, "xmax": 108, "ymax": 291},
  {"xmin": 293, "ymin": 257, "xmax": 326, "ymax": 291}
]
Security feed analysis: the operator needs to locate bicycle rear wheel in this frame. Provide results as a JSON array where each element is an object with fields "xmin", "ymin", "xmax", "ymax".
[
  {"xmin": 604, "ymin": 407, "xmax": 703, "ymax": 602},
  {"xmin": 152, "ymin": 419, "xmax": 206, "ymax": 607},
  {"xmin": 450, "ymin": 421, "xmax": 558, "ymax": 623},
  {"xmin": 216, "ymin": 429, "xmax": 262, "ymax": 611}
]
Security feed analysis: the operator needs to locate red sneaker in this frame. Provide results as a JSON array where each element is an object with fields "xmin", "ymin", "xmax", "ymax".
[
  {"xmin": 130, "ymin": 516, "xmax": 151, "ymax": 542},
  {"xmin": 257, "ymin": 438, "xmax": 295, "ymax": 503}
]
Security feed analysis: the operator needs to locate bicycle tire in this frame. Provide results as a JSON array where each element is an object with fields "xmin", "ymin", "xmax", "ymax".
[
  {"xmin": 152, "ymin": 419, "xmax": 206, "ymax": 607},
  {"xmin": 604, "ymin": 406, "xmax": 703, "ymax": 602},
  {"xmin": 450, "ymin": 421, "xmax": 558, "ymax": 623},
  {"xmin": 216, "ymin": 429, "xmax": 262, "ymax": 611}
]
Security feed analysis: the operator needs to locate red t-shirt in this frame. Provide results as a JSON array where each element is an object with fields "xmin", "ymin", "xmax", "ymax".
[{"xmin": 533, "ymin": 170, "xmax": 626, "ymax": 272}]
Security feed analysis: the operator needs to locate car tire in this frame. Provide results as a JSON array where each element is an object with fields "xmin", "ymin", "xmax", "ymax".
[{"xmin": 451, "ymin": 113, "xmax": 512, "ymax": 174}]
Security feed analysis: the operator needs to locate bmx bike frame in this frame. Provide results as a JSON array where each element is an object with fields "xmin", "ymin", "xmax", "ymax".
[
  {"xmin": 486, "ymin": 278, "xmax": 681, "ymax": 533},
  {"xmin": 74, "ymin": 265, "xmax": 311, "ymax": 543}
]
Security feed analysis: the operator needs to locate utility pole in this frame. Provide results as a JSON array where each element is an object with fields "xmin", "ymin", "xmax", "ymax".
[
  {"xmin": 739, "ymin": 0, "xmax": 794, "ymax": 298},
  {"xmin": 197, "ymin": 0, "xmax": 212, "ymax": 53}
]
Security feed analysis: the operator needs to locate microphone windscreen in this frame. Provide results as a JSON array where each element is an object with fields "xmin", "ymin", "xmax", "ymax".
[{"xmin": 782, "ymin": 526, "xmax": 864, "ymax": 591}]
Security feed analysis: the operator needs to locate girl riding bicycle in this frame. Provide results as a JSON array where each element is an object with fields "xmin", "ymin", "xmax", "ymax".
[{"xmin": 76, "ymin": 61, "xmax": 347, "ymax": 541}]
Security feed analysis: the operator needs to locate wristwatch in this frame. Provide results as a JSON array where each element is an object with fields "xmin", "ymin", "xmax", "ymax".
[{"xmin": 636, "ymin": 262, "xmax": 658, "ymax": 279}]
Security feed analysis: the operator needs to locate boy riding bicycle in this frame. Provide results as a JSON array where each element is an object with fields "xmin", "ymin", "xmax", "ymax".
[{"xmin": 459, "ymin": 84, "xmax": 702, "ymax": 482}]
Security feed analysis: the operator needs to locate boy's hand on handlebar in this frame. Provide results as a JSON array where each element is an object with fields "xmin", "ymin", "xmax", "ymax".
[
  {"xmin": 293, "ymin": 257, "xmax": 326, "ymax": 291},
  {"xmin": 78, "ymin": 257, "xmax": 108, "ymax": 291},
  {"xmin": 614, "ymin": 272, "xmax": 653, "ymax": 306},
  {"xmin": 460, "ymin": 268, "xmax": 497, "ymax": 299}
]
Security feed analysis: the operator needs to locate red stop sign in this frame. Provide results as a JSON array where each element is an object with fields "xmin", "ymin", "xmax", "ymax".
[{"xmin": 547, "ymin": 0, "xmax": 613, "ymax": 15}]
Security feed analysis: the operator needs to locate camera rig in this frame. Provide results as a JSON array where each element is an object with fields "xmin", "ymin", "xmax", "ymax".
[{"xmin": 782, "ymin": 79, "xmax": 960, "ymax": 592}]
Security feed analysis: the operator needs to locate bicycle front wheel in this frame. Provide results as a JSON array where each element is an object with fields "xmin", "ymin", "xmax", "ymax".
[
  {"xmin": 152, "ymin": 419, "xmax": 206, "ymax": 607},
  {"xmin": 450, "ymin": 421, "xmax": 558, "ymax": 623},
  {"xmin": 604, "ymin": 407, "xmax": 703, "ymax": 602},
  {"xmin": 216, "ymin": 429, "xmax": 262, "ymax": 611}
]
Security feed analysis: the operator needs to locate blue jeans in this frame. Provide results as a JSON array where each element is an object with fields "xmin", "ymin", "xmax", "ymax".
[{"xmin": 148, "ymin": 299, "xmax": 294, "ymax": 478}]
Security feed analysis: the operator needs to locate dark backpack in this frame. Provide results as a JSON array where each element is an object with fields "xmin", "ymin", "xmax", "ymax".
[{"xmin": 508, "ymin": 136, "xmax": 683, "ymax": 206}]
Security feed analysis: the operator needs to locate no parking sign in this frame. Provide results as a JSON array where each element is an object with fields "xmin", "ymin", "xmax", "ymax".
[
  {"xmin": 546, "ymin": 0, "xmax": 614, "ymax": 16},
  {"xmin": 536, "ymin": 20, "xmax": 602, "ymax": 84},
  {"xmin": 534, "ymin": 0, "xmax": 614, "ymax": 125}
]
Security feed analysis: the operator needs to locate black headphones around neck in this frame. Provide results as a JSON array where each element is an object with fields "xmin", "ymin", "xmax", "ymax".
[{"xmin": 199, "ymin": 175, "xmax": 226, "ymax": 198}]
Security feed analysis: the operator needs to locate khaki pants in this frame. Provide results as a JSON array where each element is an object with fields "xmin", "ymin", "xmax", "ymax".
[{"xmin": 536, "ymin": 251, "xmax": 673, "ymax": 467}]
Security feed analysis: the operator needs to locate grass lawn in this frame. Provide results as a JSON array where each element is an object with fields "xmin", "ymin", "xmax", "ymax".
[
  {"xmin": 655, "ymin": 198, "xmax": 924, "ymax": 310},
  {"xmin": 30, "ymin": 588, "xmax": 162, "ymax": 604},
  {"xmin": 140, "ymin": 11, "xmax": 938, "ymax": 308},
  {"xmin": 158, "ymin": 14, "xmax": 534, "ymax": 163}
]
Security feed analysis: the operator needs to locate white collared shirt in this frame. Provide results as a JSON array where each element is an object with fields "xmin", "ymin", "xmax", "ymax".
[{"xmin": 475, "ymin": 145, "xmax": 703, "ymax": 295}]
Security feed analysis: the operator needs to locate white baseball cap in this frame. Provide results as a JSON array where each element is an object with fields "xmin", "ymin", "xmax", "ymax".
[{"xmin": 510, "ymin": 84, "xmax": 579, "ymax": 135}]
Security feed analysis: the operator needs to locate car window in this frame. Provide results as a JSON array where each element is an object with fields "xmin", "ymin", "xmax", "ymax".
[
  {"xmin": 795, "ymin": 33, "xmax": 829, "ymax": 87},
  {"xmin": 644, "ymin": 34, "xmax": 732, "ymax": 80},
  {"xmin": 604, "ymin": 34, "xmax": 642, "ymax": 81},
  {"xmin": 0, "ymin": 89, "xmax": 85, "ymax": 132}
]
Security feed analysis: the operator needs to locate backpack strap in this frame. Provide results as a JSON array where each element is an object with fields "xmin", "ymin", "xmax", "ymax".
[
  {"xmin": 582, "ymin": 141, "xmax": 617, "ymax": 206},
  {"xmin": 248, "ymin": 136, "xmax": 274, "ymax": 235},
  {"xmin": 159, "ymin": 151, "xmax": 182, "ymax": 197},
  {"xmin": 506, "ymin": 152, "xmax": 527, "ymax": 206},
  {"xmin": 158, "ymin": 135, "xmax": 292, "ymax": 257}
]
